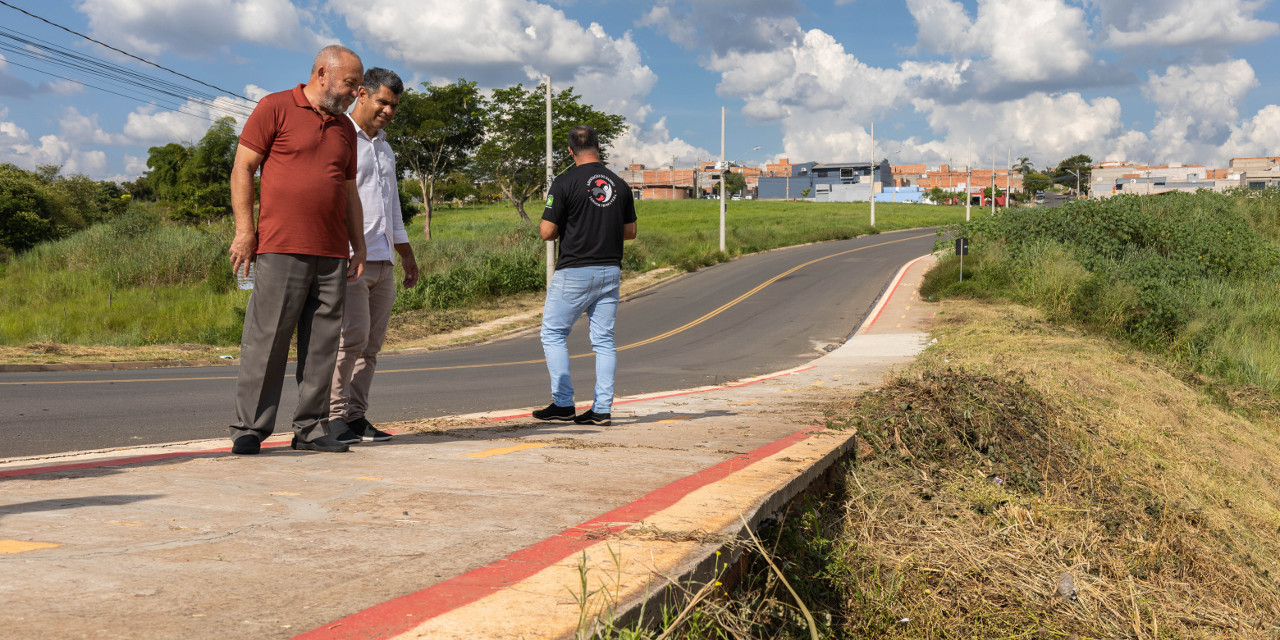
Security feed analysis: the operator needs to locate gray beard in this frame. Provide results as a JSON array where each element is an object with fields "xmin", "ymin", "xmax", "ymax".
[{"xmin": 319, "ymin": 92, "xmax": 348, "ymax": 116}]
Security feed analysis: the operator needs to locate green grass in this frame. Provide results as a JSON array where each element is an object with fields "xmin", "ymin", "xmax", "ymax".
[
  {"xmin": 0, "ymin": 199, "xmax": 968, "ymax": 349},
  {"xmin": 923, "ymin": 188, "xmax": 1280, "ymax": 394}
]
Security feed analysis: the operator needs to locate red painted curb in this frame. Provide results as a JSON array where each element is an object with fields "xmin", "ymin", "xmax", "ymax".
[{"xmin": 293, "ymin": 426, "xmax": 823, "ymax": 640}]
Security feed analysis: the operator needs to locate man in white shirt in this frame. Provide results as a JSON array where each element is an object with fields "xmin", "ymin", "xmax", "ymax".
[{"xmin": 329, "ymin": 67, "xmax": 419, "ymax": 444}]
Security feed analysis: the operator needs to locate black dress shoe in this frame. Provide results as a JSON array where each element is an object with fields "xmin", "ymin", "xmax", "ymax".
[
  {"xmin": 290, "ymin": 434, "xmax": 350, "ymax": 452},
  {"xmin": 231, "ymin": 434, "xmax": 261, "ymax": 455}
]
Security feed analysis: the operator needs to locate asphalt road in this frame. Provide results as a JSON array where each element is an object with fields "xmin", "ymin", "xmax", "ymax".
[{"xmin": 2, "ymin": 228, "xmax": 939, "ymax": 458}]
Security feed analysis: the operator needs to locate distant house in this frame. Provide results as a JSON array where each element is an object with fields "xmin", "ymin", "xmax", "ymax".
[{"xmin": 757, "ymin": 159, "xmax": 891, "ymax": 201}]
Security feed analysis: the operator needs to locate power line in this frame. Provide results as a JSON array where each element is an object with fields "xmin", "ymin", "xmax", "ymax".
[
  {"xmin": 0, "ymin": 57, "xmax": 227, "ymax": 126},
  {"xmin": 0, "ymin": 0, "xmax": 254, "ymax": 102},
  {"xmin": 0, "ymin": 29, "xmax": 254, "ymax": 120}
]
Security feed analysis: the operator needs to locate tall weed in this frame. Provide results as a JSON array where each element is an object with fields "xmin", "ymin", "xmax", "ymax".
[{"xmin": 931, "ymin": 189, "xmax": 1280, "ymax": 392}]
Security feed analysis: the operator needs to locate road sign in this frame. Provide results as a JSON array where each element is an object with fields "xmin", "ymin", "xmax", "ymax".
[{"xmin": 955, "ymin": 238, "xmax": 969, "ymax": 255}]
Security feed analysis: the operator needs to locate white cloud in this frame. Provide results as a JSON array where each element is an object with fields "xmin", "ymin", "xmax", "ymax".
[
  {"xmin": 336, "ymin": 0, "xmax": 657, "ymax": 125},
  {"xmin": 908, "ymin": 0, "xmax": 1094, "ymax": 84},
  {"xmin": 0, "ymin": 119, "xmax": 109, "ymax": 176},
  {"xmin": 1223, "ymin": 105, "xmax": 1280, "ymax": 160},
  {"xmin": 76, "ymin": 0, "xmax": 331, "ymax": 58},
  {"xmin": 607, "ymin": 117, "xmax": 710, "ymax": 168},
  {"xmin": 59, "ymin": 107, "xmax": 130, "ymax": 146},
  {"xmin": 909, "ymin": 92, "xmax": 1125, "ymax": 167},
  {"xmin": 1089, "ymin": 0, "xmax": 1280, "ymax": 50},
  {"xmin": 1141, "ymin": 60, "xmax": 1258, "ymax": 160},
  {"xmin": 121, "ymin": 95, "xmax": 255, "ymax": 146}
]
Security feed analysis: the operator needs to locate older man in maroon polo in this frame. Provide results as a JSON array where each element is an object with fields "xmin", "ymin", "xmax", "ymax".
[{"xmin": 227, "ymin": 44, "xmax": 368, "ymax": 455}]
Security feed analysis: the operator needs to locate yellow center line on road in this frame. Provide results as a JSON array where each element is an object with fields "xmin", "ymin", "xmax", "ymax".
[
  {"xmin": 463, "ymin": 442, "xmax": 550, "ymax": 459},
  {"xmin": 3, "ymin": 233, "xmax": 933, "ymax": 386}
]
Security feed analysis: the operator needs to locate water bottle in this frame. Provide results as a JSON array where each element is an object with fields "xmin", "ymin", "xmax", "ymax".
[{"xmin": 237, "ymin": 262, "xmax": 255, "ymax": 290}]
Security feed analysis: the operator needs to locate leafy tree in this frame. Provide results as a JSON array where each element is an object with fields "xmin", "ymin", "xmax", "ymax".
[
  {"xmin": 0, "ymin": 163, "xmax": 69, "ymax": 253},
  {"xmin": 1052, "ymin": 154, "xmax": 1093, "ymax": 195},
  {"xmin": 468, "ymin": 82, "xmax": 627, "ymax": 221},
  {"xmin": 1013, "ymin": 157, "xmax": 1035, "ymax": 174},
  {"xmin": 723, "ymin": 170, "xmax": 746, "ymax": 196},
  {"xmin": 1023, "ymin": 173, "xmax": 1053, "ymax": 194},
  {"xmin": 180, "ymin": 117, "xmax": 237, "ymax": 189},
  {"xmin": 145, "ymin": 142, "xmax": 191, "ymax": 200},
  {"xmin": 386, "ymin": 80, "xmax": 486, "ymax": 239}
]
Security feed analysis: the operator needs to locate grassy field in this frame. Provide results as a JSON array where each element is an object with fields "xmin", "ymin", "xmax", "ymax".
[{"xmin": 0, "ymin": 199, "xmax": 965, "ymax": 358}]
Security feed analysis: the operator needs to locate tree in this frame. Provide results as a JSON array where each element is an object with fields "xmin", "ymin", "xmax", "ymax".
[
  {"xmin": 1013, "ymin": 157, "xmax": 1035, "ymax": 175},
  {"xmin": 386, "ymin": 80, "xmax": 486, "ymax": 239},
  {"xmin": 1023, "ymin": 173, "xmax": 1053, "ymax": 194},
  {"xmin": 723, "ymin": 170, "xmax": 746, "ymax": 196},
  {"xmin": 145, "ymin": 142, "xmax": 191, "ymax": 200},
  {"xmin": 1052, "ymin": 154, "xmax": 1093, "ymax": 195},
  {"xmin": 468, "ymin": 82, "xmax": 627, "ymax": 221}
]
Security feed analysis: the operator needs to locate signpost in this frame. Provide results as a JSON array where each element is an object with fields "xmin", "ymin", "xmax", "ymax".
[{"xmin": 956, "ymin": 237, "xmax": 969, "ymax": 282}]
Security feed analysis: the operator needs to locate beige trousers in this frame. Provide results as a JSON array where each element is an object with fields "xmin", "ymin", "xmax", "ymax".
[{"xmin": 329, "ymin": 260, "xmax": 397, "ymax": 422}]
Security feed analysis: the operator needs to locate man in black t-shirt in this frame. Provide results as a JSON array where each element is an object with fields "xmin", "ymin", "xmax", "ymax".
[{"xmin": 532, "ymin": 125, "xmax": 637, "ymax": 426}]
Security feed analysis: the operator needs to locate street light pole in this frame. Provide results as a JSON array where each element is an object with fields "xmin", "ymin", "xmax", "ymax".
[
  {"xmin": 544, "ymin": 76, "xmax": 554, "ymax": 289},
  {"xmin": 719, "ymin": 107, "xmax": 726, "ymax": 253},
  {"xmin": 966, "ymin": 135, "xmax": 971, "ymax": 222},
  {"xmin": 869, "ymin": 121, "xmax": 876, "ymax": 227}
]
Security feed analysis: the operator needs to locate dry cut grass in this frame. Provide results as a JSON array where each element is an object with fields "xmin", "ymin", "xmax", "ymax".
[{"xmin": 819, "ymin": 299, "xmax": 1280, "ymax": 638}]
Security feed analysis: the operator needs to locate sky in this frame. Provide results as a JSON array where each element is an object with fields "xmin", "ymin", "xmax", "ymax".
[{"xmin": 2, "ymin": 0, "xmax": 1279, "ymax": 183}]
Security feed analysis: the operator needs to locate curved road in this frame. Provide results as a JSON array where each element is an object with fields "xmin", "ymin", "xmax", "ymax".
[{"xmin": 2, "ymin": 228, "xmax": 938, "ymax": 458}]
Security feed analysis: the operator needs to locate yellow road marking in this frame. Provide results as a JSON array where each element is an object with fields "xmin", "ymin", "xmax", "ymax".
[
  {"xmin": 0, "ymin": 540, "xmax": 61, "ymax": 554},
  {"xmin": 104, "ymin": 520, "xmax": 146, "ymax": 526},
  {"xmin": 464, "ymin": 442, "xmax": 550, "ymax": 459},
  {"xmin": 355, "ymin": 477, "xmax": 382, "ymax": 481},
  {"xmin": 4, "ymin": 233, "xmax": 933, "ymax": 386}
]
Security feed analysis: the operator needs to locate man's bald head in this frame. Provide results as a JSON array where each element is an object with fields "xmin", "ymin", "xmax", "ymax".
[{"xmin": 307, "ymin": 45, "xmax": 363, "ymax": 116}]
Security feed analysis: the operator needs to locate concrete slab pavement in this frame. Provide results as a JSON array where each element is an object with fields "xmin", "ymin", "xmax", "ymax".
[{"xmin": 0, "ymin": 254, "xmax": 938, "ymax": 640}]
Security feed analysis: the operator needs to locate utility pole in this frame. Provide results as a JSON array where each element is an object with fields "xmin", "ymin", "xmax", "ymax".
[
  {"xmin": 1005, "ymin": 148, "xmax": 1011, "ymax": 209},
  {"xmin": 719, "ymin": 107, "xmax": 726, "ymax": 253},
  {"xmin": 671, "ymin": 155, "xmax": 676, "ymax": 200},
  {"xmin": 869, "ymin": 121, "xmax": 876, "ymax": 227},
  {"xmin": 966, "ymin": 135, "xmax": 971, "ymax": 221},
  {"xmin": 990, "ymin": 142, "xmax": 996, "ymax": 216},
  {"xmin": 544, "ymin": 76, "xmax": 554, "ymax": 288}
]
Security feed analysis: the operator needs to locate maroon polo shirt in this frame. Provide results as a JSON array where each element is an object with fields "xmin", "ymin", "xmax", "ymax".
[{"xmin": 238, "ymin": 84, "xmax": 357, "ymax": 258}]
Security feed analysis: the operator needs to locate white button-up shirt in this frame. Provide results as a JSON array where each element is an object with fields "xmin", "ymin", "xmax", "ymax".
[{"xmin": 349, "ymin": 114, "xmax": 409, "ymax": 262}]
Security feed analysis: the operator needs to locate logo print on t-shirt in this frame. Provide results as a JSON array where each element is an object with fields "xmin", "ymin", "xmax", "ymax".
[{"xmin": 587, "ymin": 174, "xmax": 616, "ymax": 207}]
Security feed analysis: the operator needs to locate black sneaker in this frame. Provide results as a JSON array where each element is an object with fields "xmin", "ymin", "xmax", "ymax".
[
  {"xmin": 348, "ymin": 417, "xmax": 392, "ymax": 442},
  {"xmin": 532, "ymin": 403, "xmax": 576, "ymax": 421},
  {"xmin": 291, "ymin": 434, "xmax": 350, "ymax": 452},
  {"xmin": 231, "ymin": 434, "xmax": 261, "ymax": 455},
  {"xmin": 573, "ymin": 410, "xmax": 611, "ymax": 426},
  {"xmin": 327, "ymin": 417, "xmax": 362, "ymax": 445}
]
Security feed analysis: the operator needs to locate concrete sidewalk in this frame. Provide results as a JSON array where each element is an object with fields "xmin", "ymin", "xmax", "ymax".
[{"xmin": 0, "ymin": 255, "xmax": 938, "ymax": 640}]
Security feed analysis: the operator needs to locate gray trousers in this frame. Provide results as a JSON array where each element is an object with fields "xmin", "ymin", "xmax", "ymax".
[
  {"xmin": 330, "ymin": 260, "xmax": 396, "ymax": 422},
  {"xmin": 229, "ymin": 253, "xmax": 347, "ymax": 443}
]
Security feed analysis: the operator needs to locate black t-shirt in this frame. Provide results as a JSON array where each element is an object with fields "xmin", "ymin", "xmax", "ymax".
[{"xmin": 542, "ymin": 162, "xmax": 636, "ymax": 270}]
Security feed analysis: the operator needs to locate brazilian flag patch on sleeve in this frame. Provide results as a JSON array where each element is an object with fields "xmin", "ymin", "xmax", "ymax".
[{"xmin": 545, "ymin": 195, "xmax": 554, "ymax": 208}]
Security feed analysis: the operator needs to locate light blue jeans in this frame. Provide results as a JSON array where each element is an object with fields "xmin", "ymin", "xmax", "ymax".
[{"xmin": 540, "ymin": 265, "xmax": 621, "ymax": 413}]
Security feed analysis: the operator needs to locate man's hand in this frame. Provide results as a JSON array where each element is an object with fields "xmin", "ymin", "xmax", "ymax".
[
  {"xmin": 347, "ymin": 246, "xmax": 366, "ymax": 282},
  {"xmin": 395, "ymin": 242, "xmax": 419, "ymax": 288},
  {"xmin": 229, "ymin": 232, "xmax": 257, "ymax": 277}
]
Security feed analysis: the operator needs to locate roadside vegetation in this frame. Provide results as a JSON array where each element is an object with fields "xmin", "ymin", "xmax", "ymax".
[
  {"xmin": 586, "ymin": 188, "xmax": 1280, "ymax": 639},
  {"xmin": 0, "ymin": 199, "xmax": 963, "ymax": 358}
]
